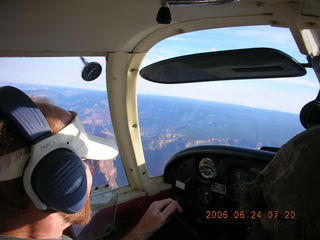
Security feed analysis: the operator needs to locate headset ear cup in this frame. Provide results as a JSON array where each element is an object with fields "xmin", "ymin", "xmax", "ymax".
[
  {"xmin": 31, "ymin": 149, "xmax": 87, "ymax": 214},
  {"xmin": 300, "ymin": 100, "xmax": 320, "ymax": 129}
]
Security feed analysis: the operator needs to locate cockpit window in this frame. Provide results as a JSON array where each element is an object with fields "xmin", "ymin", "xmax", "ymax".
[
  {"xmin": 138, "ymin": 25, "xmax": 319, "ymax": 177},
  {"xmin": 0, "ymin": 57, "xmax": 128, "ymax": 188}
]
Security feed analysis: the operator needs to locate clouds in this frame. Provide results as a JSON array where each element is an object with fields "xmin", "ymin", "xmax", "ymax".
[
  {"xmin": 231, "ymin": 27, "xmax": 292, "ymax": 43},
  {"xmin": 270, "ymin": 77, "xmax": 319, "ymax": 88}
]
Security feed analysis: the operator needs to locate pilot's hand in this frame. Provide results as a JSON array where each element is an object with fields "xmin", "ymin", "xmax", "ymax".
[{"xmin": 123, "ymin": 198, "xmax": 183, "ymax": 240}]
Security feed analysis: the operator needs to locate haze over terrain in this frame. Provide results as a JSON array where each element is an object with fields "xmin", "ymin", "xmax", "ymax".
[{"xmin": 20, "ymin": 85, "xmax": 304, "ymax": 184}]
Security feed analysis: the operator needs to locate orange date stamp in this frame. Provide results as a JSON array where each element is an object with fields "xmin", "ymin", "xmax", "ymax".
[{"xmin": 205, "ymin": 210, "xmax": 296, "ymax": 220}]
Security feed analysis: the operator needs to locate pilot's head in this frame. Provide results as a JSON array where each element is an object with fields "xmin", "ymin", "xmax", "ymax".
[
  {"xmin": 241, "ymin": 124, "xmax": 320, "ymax": 240},
  {"xmin": 0, "ymin": 86, "xmax": 118, "ymax": 232}
]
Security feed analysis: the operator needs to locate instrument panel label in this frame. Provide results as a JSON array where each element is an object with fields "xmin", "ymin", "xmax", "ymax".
[
  {"xmin": 175, "ymin": 180, "xmax": 185, "ymax": 190},
  {"xmin": 211, "ymin": 182, "xmax": 227, "ymax": 195}
]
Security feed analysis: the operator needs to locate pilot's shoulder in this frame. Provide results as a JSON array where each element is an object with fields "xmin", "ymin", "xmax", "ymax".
[{"xmin": 285, "ymin": 124, "xmax": 320, "ymax": 151}]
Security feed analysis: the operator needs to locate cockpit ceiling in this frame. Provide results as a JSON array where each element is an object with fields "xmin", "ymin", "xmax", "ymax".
[
  {"xmin": 302, "ymin": 0, "xmax": 320, "ymax": 18},
  {"xmin": 0, "ymin": 0, "xmax": 319, "ymax": 56}
]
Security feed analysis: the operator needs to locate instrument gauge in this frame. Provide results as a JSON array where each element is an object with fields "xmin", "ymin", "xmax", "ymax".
[{"xmin": 198, "ymin": 158, "xmax": 217, "ymax": 179}]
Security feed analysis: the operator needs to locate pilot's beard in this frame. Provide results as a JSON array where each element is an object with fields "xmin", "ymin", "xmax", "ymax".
[{"xmin": 60, "ymin": 196, "xmax": 92, "ymax": 225}]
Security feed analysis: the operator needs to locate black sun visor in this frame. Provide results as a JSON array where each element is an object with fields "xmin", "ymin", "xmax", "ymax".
[{"xmin": 140, "ymin": 48, "xmax": 306, "ymax": 84}]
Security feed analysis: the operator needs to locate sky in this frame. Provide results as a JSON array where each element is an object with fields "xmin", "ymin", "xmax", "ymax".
[{"xmin": 0, "ymin": 25, "xmax": 319, "ymax": 114}]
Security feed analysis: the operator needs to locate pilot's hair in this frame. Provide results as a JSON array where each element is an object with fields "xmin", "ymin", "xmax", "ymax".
[{"xmin": 0, "ymin": 96, "xmax": 51, "ymax": 230}]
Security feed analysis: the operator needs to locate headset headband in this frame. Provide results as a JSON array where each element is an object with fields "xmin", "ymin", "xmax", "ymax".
[{"xmin": 0, "ymin": 86, "xmax": 52, "ymax": 143}]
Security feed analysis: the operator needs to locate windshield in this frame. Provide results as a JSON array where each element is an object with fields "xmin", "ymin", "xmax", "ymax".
[
  {"xmin": 138, "ymin": 25, "xmax": 319, "ymax": 177},
  {"xmin": 0, "ymin": 57, "xmax": 128, "ymax": 188}
]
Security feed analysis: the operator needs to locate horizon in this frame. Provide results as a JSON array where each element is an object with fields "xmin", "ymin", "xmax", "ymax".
[{"xmin": 15, "ymin": 82, "xmax": 303, "ymax": 116}]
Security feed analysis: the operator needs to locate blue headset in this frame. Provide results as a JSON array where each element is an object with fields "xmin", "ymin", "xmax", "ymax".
[{"xmin": 0, "ymin": 86, "xmax": 87, "ymax": 214}]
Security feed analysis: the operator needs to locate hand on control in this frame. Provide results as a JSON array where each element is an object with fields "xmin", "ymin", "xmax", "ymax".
[{"xmin": 123, "ymin": 198, "xmax": 183, "ymax": 240}]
